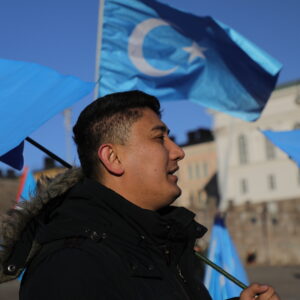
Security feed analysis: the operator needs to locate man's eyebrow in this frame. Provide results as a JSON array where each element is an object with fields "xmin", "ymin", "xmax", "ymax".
[{"xmin": 151, "ymin": 125, "xmax": 170, "ymax": 135}]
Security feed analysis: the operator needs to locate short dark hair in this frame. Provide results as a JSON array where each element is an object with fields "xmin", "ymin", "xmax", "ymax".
[{"xmin": 73, "ymin": 90, "xmax": 161, "ymax": 179}]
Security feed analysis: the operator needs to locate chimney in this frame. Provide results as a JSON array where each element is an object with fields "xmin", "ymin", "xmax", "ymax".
[{"xmin": 187, "ymin": 128, "xmax": 214, "ymax": 145}]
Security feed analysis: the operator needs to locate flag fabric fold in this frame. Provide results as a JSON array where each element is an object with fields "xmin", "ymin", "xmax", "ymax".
[
  {"xmin": 262, "ymin": 129, "xmax": 300, "ymax": 167},
  {"xmin": 0, "ymin": 142, "xmax": 24, "ymax": 170},
  {"xmin": 98, "ymin": 0, "xmax": 282, "ymax": 121},
  {"xmin": 0, "ymin": 58, "xmax": 95, "ymax": 169},
  {"xmin": 204, "ymin": 216, "xmax": 249, "ymax": 300}
]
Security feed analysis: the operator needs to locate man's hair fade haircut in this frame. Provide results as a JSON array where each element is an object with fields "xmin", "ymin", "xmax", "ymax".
[{"xmin": 73, "ymin": 90, "xmax": 161, "ymax": 179}]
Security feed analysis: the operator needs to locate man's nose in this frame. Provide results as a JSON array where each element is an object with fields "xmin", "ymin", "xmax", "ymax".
[{"xmin": 168, "ymin": 138, "xmax": 185, "ymax": 161}]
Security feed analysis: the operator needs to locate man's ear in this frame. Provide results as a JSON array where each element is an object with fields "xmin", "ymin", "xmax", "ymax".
[{"xmin": 97, "ymin": 144, "xmax": 124, "ymax": 176}]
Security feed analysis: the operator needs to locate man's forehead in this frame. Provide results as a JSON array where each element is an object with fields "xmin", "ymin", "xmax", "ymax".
[
  {"xmin": 136, "ymin": 108, "xmax": 168, "ymax": 129},
  {"xmin": 129, "ymin": 108, "xmax": 170, "ymax": 137}
]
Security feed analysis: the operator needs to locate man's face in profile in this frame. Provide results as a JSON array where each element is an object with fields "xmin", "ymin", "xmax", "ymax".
[{"xmin": 118, "ymin": 108, "xmax": 185, "ymax": 210}]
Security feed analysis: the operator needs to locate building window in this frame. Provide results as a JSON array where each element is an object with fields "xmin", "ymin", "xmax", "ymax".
[
  {"xmin": 195, "ymin": 164, "xmax": 200, "ymax": 178},
  {"xmin": 189, "ymin": 192, "xmax": 194, "ymax": 204},
  {"xmin": 203, "ymin": 163, "xmax": 208, "ymax": 177},
  {"xmin": 240, "ymin": 178, "xmax": 248, "ymax": 194},
  {"xmin": 188, "ymin": 165, "xmax": 193, "ymax": 180},
  {"xmin": 268, "ymin": 174, "xmax": 276, "ymax": 190},
  {"xmin": 265, "ymin": 138, "xmax": 276, "ymax": 160},
  {"xmin": 198, "ymin": 190, "xmax": 207, "ymax": 204},
  {"xmin": 238, "ymin": 135, "xmax": 248, "ymax": 164}
]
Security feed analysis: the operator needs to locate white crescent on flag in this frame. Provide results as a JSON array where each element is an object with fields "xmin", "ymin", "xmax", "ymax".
[{"xmin": 128, "ymin": 18, "xmax": 178, "ymax": 77}]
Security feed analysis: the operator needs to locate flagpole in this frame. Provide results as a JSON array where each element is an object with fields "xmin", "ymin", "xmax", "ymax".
[
  {"xmin": 25, "ymin": 137, "xmax": 72, "ymax": 169},
  {"xmin": 94, "ymin": 0, "xmax": 106, "ymax": 100},
  {"xmin": 195, "ymin": 252, "xmax": 248, "ymax": 290}
]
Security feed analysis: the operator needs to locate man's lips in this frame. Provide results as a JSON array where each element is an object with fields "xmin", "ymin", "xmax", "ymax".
[
  {"xmin": 167, "ymin": 167, "xmax": 179, "ymax": 182},
  {"xmin": 167, "ymin": 167, "xmax": 179, "ymax": 175}
]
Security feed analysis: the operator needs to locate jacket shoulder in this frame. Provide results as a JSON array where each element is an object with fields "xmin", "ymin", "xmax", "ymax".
[{"xmin": 20, "ymin": 238, "xmax": 131, "ymax": 300}]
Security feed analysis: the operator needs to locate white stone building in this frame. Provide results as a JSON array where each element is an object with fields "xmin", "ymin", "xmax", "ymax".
[
  {"xmin": 213, "ymin": 80, "xmax": 300, "ymax": 207},
  {"xmin": 175, "ymin": 140, "xmax": 217, "ymax": 209}
]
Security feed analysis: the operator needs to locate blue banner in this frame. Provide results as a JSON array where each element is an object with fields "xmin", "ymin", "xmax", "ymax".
[
  {"xmin": 262, "ymin": 129, "xmax": 300, "ymax": 167},
  {"xmin": 98, "ymin": 0, "xmax": 282, "ymax": 121},
  {"xmin": 0, "ymin": 58, "xmax": 95, "ymax": 169},
  {"xmin": 204, "ymin": 217, "xmax": 249, "ymax": 300}
]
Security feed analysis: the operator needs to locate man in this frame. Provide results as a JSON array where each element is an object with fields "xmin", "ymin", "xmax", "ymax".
[{"xmin": 1, "ymin": 91, "xmax": 279, "ymax": 299}]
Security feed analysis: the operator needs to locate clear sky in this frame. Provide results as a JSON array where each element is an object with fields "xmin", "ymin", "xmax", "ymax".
[{"xmin": 0, "ymin": 0, "xmax": 299, "ymax": 171}]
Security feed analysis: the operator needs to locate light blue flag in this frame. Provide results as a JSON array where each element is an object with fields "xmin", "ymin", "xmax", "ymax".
[
  {"xmin": 0, "ymin": 58, "xmax": 95, "ymax": 169},
  {"xmin": 19, "ymin": 170, "xmax": 37, "ymax": 202},
  {"xmin": 262, "ymin": 129, "xmax": 300, "ymax": 167},
  {"xmin": 204, "ymin": 217, "xmax": 249, "ymax": 300},
  {"xmin": 16, "ymin": 166, "xmax": 37, "ymax": 202},
  {"xmin": 98, "ymin": 0, "xmax": 282, "ymax": 121}
]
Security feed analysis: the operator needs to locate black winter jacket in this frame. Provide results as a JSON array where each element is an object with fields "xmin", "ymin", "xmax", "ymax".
[
  {"xmin": 0, "ymin": 168, "xmax": 212, "ymax": 299},
  {"xmin": 19, "ymin": 178, "xmax": 212, "ymax": 300}
]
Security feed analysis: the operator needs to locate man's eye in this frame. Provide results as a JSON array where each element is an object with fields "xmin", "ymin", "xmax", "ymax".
[{"xmin": 157, "ymin": 136, "xmax": 165, "ymax": 141}]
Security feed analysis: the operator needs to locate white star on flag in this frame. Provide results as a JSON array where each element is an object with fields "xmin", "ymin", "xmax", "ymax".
[{"xmin": 183, "ymin": 41, "xmax": 207, "ymax": 63}]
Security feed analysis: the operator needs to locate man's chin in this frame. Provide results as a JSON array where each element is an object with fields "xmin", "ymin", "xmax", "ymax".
[
  {"xmin": 154, "ymin": 186, "xmax": 182, "ymax": 210},
  {"xmin": 170, "ymin": 186, "xmax": 182, "ymax": 203}
]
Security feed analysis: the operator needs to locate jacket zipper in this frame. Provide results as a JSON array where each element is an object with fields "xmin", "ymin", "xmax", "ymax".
[
  {"xmin": 176, "ymin": 264, "xmax": 187, "ymax": 283},
  {"xmin": 173, "ymin": 264, "xmax": 190, "ymax": 300},
  {"xmin": 162, "ymin": 245, "xmax": 191, "ymax": 299}
]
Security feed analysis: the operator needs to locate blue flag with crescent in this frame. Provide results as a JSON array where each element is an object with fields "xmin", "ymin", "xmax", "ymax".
[
  {"xmin": 204, "ymin": 217, "xmax": 249, "ymax": 300},
  {"xmin": 98, "ymin": 0, "xmax": 282, "ymax": 121},
  {"xmin": 262, "ymin": 129, "xmax": 300, "ymax": 167}
]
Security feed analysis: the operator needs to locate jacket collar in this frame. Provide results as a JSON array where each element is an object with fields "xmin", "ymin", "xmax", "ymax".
[
  {"xmin": 74, "ymin": 179, "xmax": 207, "ymax": 276},
  {"xmin": 65, "ymin": 178, "xmax": 207, "ymax": 247}
]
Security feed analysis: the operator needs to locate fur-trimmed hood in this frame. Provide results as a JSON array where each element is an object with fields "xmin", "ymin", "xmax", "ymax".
[{"xmin": 0, "ymin": 168, "xmax": 84, "ymax": 283}]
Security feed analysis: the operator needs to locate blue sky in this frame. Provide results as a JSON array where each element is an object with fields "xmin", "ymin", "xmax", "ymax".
[{"xmin": 0, "ymin": 0, "xmax": 299, "ymax": 171}]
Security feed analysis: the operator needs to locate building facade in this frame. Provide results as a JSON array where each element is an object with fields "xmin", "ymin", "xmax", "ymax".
[
  {"xmin": 176, "ymin": 141, "xmax": 216, "ymax": 209},
  {"xmin": 174, "ymin": 129, "xmax": 218, "ymax": 249},
  {"xmin": 213, "ymin": 80, "xmax": 300, "ymax": 207},
  {"xmin": 212, "ymin": 80, "xmax": 300, "ymax": 265}
]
